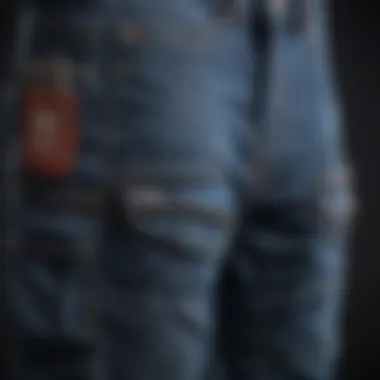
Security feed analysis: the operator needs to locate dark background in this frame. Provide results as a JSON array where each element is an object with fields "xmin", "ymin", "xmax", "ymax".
[
  {"xmin": 332, "ymin": 1, "xmax": 380, "ymax": 378},
  {"xmin": 1, "ymin": 1, "xmax": 379, "ymax": 379}
]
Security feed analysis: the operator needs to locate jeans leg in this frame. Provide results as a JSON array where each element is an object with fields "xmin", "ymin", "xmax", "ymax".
[
  {"xmin": 5, "ymin": 2, "xmax": 253, "ymax": 380},
  {"xmin": 96, "ymin": 2, "xmax": 253, "ymax": 380},
  {"xmin": 221, "ymin": 188, "xmax": 354, "ymax": 380},
  {"xmin": 218, "ymin": 1, "xmax": 355, "ymax": 378}
]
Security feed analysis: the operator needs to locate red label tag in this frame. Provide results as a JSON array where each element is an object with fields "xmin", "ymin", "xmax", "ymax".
[{"xmin": 22, "ymin": 86, "xmax": 80, "ymax": 177}]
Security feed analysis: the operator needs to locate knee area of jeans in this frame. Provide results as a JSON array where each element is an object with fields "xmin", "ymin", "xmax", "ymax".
[
  {"xmin": 120, "ymin": 174, "xmax": 237, "ymax": 258},
  {"xmin": 314, "ymin": 165, "xmax": 357, "ymax": 239}
]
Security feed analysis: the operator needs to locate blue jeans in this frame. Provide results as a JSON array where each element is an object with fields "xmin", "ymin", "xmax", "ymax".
[
  {"xmin": 218, "ymin": 1, "xmax": 355, "ymax": 380},
  {"xmin": 5, "ymin": 1, "xmax": 353, "ymax": 380},
  {"xmin": 7, "ymin": 1, "xmax": 252, "ymax": 380}
]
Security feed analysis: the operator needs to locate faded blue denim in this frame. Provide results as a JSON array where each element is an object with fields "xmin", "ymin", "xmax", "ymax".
[
  {"xmin": 5, "ymin": 1, "xmax": 253, "ymax": 380},
  {"xmin": 218, "ymin": 1, "xmax": 354, "ymax": 380},
  {"xmin": 3, "ymin": 1, "xmax": 354, "ymax": 380}
]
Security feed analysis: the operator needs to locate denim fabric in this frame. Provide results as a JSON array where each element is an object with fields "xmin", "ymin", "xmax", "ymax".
[
  {"xmin": 3, "ymin": 1, "xmax": 354, "ymax": 380},
  {"xmin": 4, "ymin": 1, "xmax": 254, "ymax": 380},
  {"xmin": 218, "ymin": 1, "xmax": 355, "ymax": 380}
]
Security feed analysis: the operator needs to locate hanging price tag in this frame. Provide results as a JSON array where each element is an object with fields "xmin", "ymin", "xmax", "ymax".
[{"xmin": 21, "ymin": 58, "xmax": 80, "ymax": 177}]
